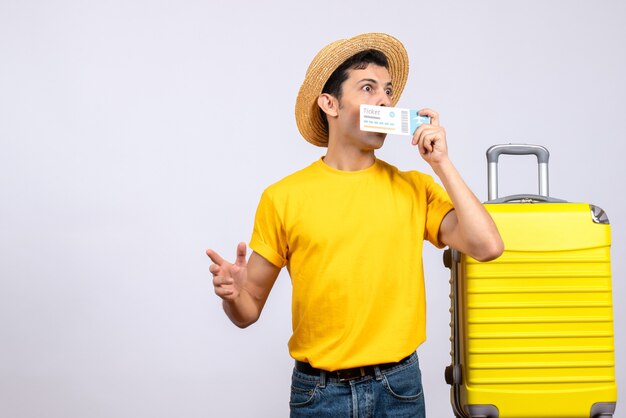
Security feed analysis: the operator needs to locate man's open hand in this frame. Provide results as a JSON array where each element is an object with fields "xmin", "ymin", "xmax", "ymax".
[{"xmin": 206, "ymin": 242, "xmax": 248, "ymax": 302}]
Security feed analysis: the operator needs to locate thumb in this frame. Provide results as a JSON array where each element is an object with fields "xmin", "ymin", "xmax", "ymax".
[{"xmin": 235, "ymin": 242, "xmax": 247, "ymax": 266}]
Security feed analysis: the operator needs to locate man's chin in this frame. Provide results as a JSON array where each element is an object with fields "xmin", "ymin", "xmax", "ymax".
[{"xmin": 368, "ymin": 132, "xmax": 387, "ymax": 148}]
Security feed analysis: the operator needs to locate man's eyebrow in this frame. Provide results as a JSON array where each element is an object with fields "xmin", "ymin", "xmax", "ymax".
[{"xmin": 358, "ymin": 78, "xmax": 393, "ymax": 87}]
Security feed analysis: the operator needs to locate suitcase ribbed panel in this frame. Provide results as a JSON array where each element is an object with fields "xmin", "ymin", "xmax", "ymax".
[{"xmin": 457, "ymin": 203, "xmax": 617, "ymax": 417}]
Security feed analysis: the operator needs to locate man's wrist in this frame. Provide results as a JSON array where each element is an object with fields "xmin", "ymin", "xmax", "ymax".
[{"xmin": 430, "ymin": 157, "xmax": 454, "ymax": 177}]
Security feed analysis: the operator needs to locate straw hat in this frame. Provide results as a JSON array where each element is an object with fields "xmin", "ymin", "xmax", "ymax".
[{"xmin": 295, "ymin": 33, "xmax": 409, "ymax": 147}]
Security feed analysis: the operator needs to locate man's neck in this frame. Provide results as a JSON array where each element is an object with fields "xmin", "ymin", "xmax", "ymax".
[{"xmin": 323, "ymin": 142, "xmax": 376, "ymax": 171}]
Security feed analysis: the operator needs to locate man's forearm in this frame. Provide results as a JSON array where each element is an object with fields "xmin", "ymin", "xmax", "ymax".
[
  {"xmin": 222, "ymin": 289, "xmax": 261, "ymax": 328},
  {"xmin": 433, "ymin": 158, "xmax": 504, "ymax": 261}
]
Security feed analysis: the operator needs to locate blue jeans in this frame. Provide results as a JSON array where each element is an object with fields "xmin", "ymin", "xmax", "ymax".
[{"xmin": 289, "ymin": 352, "xmax": 425, "ymax": 418}]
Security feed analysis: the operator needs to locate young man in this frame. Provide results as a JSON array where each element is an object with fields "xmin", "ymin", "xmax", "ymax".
[{"xmin": 207, "ymin": 33, "xmax": 503, "ymax": 417}]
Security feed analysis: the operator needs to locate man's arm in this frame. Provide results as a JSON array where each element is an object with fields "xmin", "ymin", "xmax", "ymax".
[
  {"xmin": 412, "ymin": 109, "xmax": 504, "ymax": 262},
  {"xmin": 434, "ymin": 164, "xmax": 503, "ymax": 261},
  {"xmin": 207, "ymin": 243, "xmax": 281, "ymax": 328}
]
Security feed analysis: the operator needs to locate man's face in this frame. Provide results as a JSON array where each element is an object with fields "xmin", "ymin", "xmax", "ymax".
[{"xmin": 334, "ymin": 64, "xmax": 393, "ymax": 150}]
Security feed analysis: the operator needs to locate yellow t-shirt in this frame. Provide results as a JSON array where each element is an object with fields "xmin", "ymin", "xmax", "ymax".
[{"xmin": 250, "ymin": 158, "xmax": 454, "ymax": 371}]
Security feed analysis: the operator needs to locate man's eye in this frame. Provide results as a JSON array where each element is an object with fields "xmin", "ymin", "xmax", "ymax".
[
  {"xmin": 363, "ymin": 85, "xmax": 372, "ymax": 92},
  {"xmin": 385, "ymin": 89, "xmax": 392, "ymax": 96}
]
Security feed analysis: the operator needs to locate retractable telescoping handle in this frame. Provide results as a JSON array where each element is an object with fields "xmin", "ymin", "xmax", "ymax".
[{"xmin": 486, "ymin": 144, "xmax": 550, "ymax": 201}]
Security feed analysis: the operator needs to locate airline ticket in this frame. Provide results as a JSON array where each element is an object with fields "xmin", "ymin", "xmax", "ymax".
[{"xmin": 360, "ymin": 104, "xmax": 431, "ymax": 136}]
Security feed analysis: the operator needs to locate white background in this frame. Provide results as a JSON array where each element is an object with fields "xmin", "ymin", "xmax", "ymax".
[{"xmin": 1, "ymin": 1, "xmax": 624, "ymax": 417}]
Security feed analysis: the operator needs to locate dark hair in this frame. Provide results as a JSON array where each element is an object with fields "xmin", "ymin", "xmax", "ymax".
[{"xmin": 319, "ymin": 49, "xmax": 389, "ymax": 130}]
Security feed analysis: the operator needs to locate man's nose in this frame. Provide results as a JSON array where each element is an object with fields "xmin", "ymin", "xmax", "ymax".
[{"xmin": 378, "ymin": 93, "xmax": 392, "ymax": 107}]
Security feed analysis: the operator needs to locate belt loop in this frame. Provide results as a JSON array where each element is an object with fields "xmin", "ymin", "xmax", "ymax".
[
  {"xmin": 374, "ymin": 365, "xmax": 383, "ymax": 381},
  {"xmin": 319, "ymin": 370, "xmax": 327, "ymax": 388}
]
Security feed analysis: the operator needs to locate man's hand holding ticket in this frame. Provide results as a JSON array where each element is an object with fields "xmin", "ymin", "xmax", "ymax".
[{"xmin": 360, "ymin": 104, "xmax": 431, "ymax": 136}]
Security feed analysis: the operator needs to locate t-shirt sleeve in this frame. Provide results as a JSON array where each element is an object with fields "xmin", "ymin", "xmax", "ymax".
[
  {"xmin": 423, "ymin": 176, "xmax": 455, "ymax": 248},
  {"xmin": 249, "ymin": 189, "xmax": 288, "ymax": 268}
]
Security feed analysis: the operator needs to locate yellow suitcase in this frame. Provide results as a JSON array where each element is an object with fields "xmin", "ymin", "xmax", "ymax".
[{"xmin": 444, "ymin": 144, "xmax": 618, "ymax": 418}]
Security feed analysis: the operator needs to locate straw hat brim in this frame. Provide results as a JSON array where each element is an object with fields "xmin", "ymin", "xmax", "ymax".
[{"xmin": 295, "ymin": 33, "xmax": 409, "ymax": 147}]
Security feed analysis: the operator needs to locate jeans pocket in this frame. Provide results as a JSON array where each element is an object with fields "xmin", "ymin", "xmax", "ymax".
[
  {"xmin": 289, "ymin": 372, "xmax": 319, "ymax": 408},
  {"xmin": 381, "ymin": 362, "xmax": 424, "ymax": 402}
]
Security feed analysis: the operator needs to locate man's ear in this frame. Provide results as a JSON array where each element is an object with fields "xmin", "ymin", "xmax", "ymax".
[{"xmin": 317, "ymin": 93, "xmax": 339, "ymax": 119}]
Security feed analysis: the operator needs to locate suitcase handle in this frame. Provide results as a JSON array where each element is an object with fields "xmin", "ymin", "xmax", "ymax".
[
  {"xmin": 486, "ymin": 144, "xmax": 550, "ymax": 201},
  {"xmin": 488, "ymin": 193, "xmax": 567, "ymax": 204}
]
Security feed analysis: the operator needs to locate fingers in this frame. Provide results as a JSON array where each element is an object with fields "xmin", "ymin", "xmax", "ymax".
[
  {"xmin": 213, "ymin": 274, "xmax": 233, "ymax": 287},
  {"xmin": 208, "ymin": 244, "xmax": 247, "ymax": 301},
  {"xmin": 206, "ymin": 243, "xmax": 247, "ymax": 267},
  {"xmin": 412, "ymin": 125, "xmax": 443, "ymax": 147},
  {"xmin": 422, "ymin": 128, "xmax": 444, "ymax": 153},
  {"xmin": 411, "ymin": 123, "xmax": 448, "ymax": 163},
  {"xmin": 418, "ymin": 108, "xmax": 439, "ymax": 126},
  {"xmin": 215, "ymin": 287, "xmax": 235, "ymax": 298},
  {"xmin": 206, "ymin": 249, "xmax": 226, "ymax": 265},
  {"xmin": 207, "ymin": 249, "xmax": 229, "ymax": 283},
  {"xmin": 209, "ymin": 263, "xmax": 221, "ymax": 276},
  {"xmin": 235, "ymin": 242, "xmax": 247, "ymax": 267},
  {"xmin": 411, "ymin": 108, "xmax": 440, "ymax": 149},
  {"xmin": 214, "ymin": 284, "xmax": 236, "ymax": 298},
  {"xmin": 213, "ymin": 273, "xmax": 237, "ymax": 299}
]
